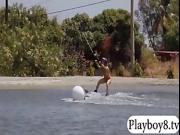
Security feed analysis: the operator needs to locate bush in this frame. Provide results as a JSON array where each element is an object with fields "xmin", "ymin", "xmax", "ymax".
[
  {"xmin": 133, "ymin": 62, "xmax": 143, "ymax": 77},
  {"xmin": 116, "ymin": 63, "xmax": 125, "ymax": 76},
  {"xmin": 87, "ymin": 62, "xmax": 95, "ymax": 76},
  {"xmin": 0, "ymin": 5, "xmax": 65, "ymax": 76},
  {"xmin": 140, "ymin": 47, "xmax": 159, "ymax": 69}
]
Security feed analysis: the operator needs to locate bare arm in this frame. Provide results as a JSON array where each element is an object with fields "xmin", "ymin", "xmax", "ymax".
[{"xmin": 94, "ymin": 60, "xmax": 101, "ymax": 68}]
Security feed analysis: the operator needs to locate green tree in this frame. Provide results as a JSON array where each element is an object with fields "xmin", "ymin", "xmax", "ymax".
[
  {"xmin": 0, "ymin": 4, "xmax": 145, "ymax": 76},
  {"xmin": 164, "ymin": 22, "xmax": 179, "ymax": 51},
  {"xmin": 0, "ymin": 4, "xmax": 64, "ymax": 76},
  {"xmin": 93, "ymin": 9, "xmax": 144, "ymax": 68},
  {"xmin": 62, "ymin": 13, "xmax": 99, "ymax": 60}
]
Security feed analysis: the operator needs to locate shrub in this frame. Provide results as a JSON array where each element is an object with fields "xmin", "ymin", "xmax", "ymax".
[
  {"xmin": 133, "ymin": 62, "xmax": 143, "ymax": 77},
  {"xmin": 116, "ymin": 63, "xmax": 125, "ymax": 76},
  {"xmin": 87, "ymin": 63, "xmax": 95, "ymax": 76},
  {"xmin": 140, "ymin": 47, "xmax": 159, "ymax": 69}
]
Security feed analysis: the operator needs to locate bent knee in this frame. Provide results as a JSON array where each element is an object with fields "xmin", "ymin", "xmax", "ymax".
[
  {"xmin": 107, "ymin": 79, "xmax": 111, "ymax": 85},
  {"xmin": 98, "ymin": 78, "xmax": 106, "ymax": 84}
]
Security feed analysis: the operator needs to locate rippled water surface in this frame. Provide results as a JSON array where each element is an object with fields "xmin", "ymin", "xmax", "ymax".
[{"xmin": 0, "ymin": 85, "xmax": 179, "ymax": 135}]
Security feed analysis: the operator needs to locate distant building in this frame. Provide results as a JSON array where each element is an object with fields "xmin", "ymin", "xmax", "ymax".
[{"xmin": 155, "ymin": 51, "xmax": 179, "ymax": 61}]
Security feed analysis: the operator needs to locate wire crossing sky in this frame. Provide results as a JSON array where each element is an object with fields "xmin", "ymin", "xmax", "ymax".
[
  {"xmin": 48, "ymin": 0, "xmax": 112, "ymax": 15},
  {"xmin": 0, "ymin": 0, "xmax": 139, "ymax": 21}
]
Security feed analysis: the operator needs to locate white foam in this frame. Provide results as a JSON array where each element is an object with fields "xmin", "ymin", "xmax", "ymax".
[{"xmin": 62, "ymin": 92, "xmax": 178, "ymax": 109}]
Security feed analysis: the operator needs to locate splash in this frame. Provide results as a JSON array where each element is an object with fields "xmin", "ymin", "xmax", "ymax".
[{"xmin": 62, "ymin": 92, "xmax": 178, "ymax": 109}]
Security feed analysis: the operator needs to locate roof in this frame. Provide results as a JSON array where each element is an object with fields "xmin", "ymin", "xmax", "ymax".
[{"xmin": 155, "ymin": 51, "xmax": 179, "ymax": 54}]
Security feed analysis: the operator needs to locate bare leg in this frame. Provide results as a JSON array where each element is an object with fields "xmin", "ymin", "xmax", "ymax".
[
  {"xmin": 94, "ymin": 78, "xmax": 105, "ymax": 92},
  {"xmin": 105, "ymin": 79, "xmax": 111, "ymax": 96},
  {"xmin": 105, "ymin": 83, "xmax": 109, "ymax": 96}
]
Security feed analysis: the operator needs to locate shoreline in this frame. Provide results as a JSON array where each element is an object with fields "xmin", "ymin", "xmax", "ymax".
[{"xmin": 0, "ymin": 76, "xmax": 179, "ymax": 90}]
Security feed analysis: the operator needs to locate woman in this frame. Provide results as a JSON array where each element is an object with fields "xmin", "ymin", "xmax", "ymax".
[{"xmin": 94, "ymin": 57, "xmax": 112, "ymax": 96}]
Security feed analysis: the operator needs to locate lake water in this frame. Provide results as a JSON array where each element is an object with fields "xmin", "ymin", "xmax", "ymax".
[{"xmin": 0, "ymin": 85, "xmax": 179, "ymax": 135}]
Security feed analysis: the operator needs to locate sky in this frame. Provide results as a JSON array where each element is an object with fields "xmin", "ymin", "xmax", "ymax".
[{"xmin": 0, "ymin": 0, "xmax": 139, "ymax": 21}]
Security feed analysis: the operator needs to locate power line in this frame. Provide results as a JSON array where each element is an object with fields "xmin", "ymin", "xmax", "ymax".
[{"xmin": 47, "ymin": 0, "xmax": 112, "ymax": 15}]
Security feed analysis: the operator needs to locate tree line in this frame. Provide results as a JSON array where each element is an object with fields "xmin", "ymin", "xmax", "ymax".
[{"xmin": 0, "ymin": 0, "xmax": 178, "ymax": 77}]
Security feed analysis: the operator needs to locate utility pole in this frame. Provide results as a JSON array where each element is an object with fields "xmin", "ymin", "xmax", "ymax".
[
  {"xmin": 5, "ymin": 0, "xmax": 8, "ymax": 23},
  {"xmin": 130, "ymin": 0, "xmax": 135, "ymax": 68}
]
